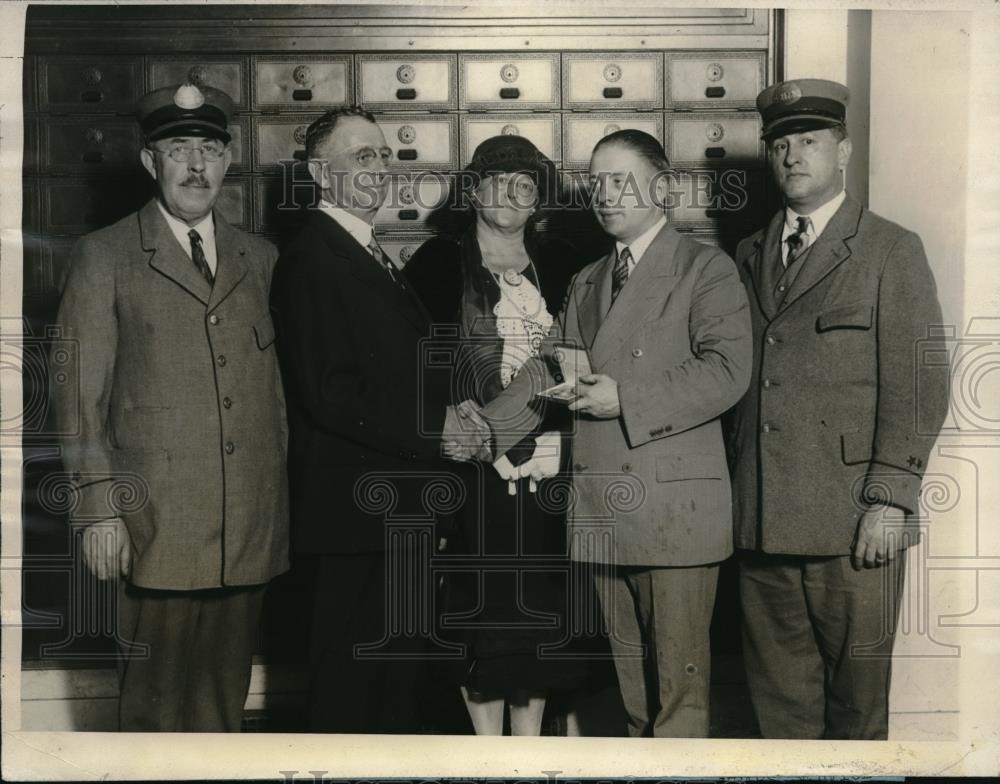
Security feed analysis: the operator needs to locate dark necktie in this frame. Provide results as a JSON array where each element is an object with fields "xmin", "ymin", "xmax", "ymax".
[
  {"xmin": 188, "ymin": 229, "xmax": 214, "ymax": 285},
  {"xmin": 784, "ymin": 215, "xmax": 812, "ymax": 268},
  {"xmin": 611, "ymin": 246, "xmax": 633, "ymax": 303},
  {"xmin": 367, "ymin": 234, "xmax": 402, "ymax": 287}
]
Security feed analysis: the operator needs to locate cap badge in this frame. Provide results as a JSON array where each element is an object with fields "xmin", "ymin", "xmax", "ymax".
[
  {"xmin": 776, "ymin": 83, "xmax": 802, "ymax": 105},
  {"xmin": 173, "ymin": 83, "xmax": 205, "ymax": 110}
]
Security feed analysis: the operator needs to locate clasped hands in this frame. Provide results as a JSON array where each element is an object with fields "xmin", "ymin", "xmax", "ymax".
[{"xmin": 442, "ymin": 399, "xmax": 493, "ymax": 462}]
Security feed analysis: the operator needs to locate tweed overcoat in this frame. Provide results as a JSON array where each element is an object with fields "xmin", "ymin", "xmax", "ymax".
[
  {"xmin": 51, "ymin": 199, "xmax": 290, "ymax": 590},
  {"xmin": 726, "ymin": 195, "xmax": 950, "ymax": 555}
]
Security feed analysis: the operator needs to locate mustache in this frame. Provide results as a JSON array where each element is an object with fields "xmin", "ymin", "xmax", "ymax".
[{"xmin": 181, "ymin": 175, "xmax": 210, "ymax": 187}]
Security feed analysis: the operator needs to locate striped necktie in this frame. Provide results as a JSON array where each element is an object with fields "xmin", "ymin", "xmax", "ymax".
[
  {"xmin": 784, "ymin": 215, "xmax": 812, "ymax": 268},
  {"xmin": 611, "ymin": 246, "xmax": 632, "ymax": 303},
  {"xmin": 188, "ymin": 229, "xmax": 214, "ymax": 285},
  {"xmin": 367, "ymin": 234, "xmax": 402, "ymax": 286}
]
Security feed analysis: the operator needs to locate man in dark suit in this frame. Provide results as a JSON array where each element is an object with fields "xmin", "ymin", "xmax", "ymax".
[
  {"xmin": 51, "ymin": 83, "xmax": 289, "ymax": 731},
  {"xmin": 726, "ymin": 79, "xmax": 950, "ymax": 739},
  {"xmin": 481, "ymin": 130, "xmax": 752, "ymax": 736},
  {"xmin": 270, "ymin": 107, "xmax": 483, "ymax": 733}
]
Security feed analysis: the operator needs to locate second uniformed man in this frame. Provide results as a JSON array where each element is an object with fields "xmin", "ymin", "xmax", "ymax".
[{"xmin": 726, "ymin": 79, "xmax": 949, "ymax": 739}]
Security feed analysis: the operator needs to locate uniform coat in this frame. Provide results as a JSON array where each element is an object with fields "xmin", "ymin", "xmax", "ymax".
[
  {"xmin": 52, "ymin": 199, "xmax": 290, "ymax": 591},
  {"xmin": 727, "ymin": 195, "xmax": 950, "ymax": 555}
]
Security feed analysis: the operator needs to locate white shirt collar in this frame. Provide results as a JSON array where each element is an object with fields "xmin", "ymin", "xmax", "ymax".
[
  {"xmin": 156, "ymin": 201, "xmax": 217, "ymax": 274},
  {"xmin": 615, "ymin": 214, "xmax": 667, "ymax": 271},
  {"xmin": 317, "ymin": 199, "xmax": 374, "ymax": 250},
  {"xmin": 783, "ymin": 190, "xmax": 847, "ymax": 243}
]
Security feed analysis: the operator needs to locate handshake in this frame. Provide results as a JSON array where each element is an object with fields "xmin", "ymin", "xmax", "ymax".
[{"xmin": 442, "ymin": 399, "xmax": 493, "ymax": 462}]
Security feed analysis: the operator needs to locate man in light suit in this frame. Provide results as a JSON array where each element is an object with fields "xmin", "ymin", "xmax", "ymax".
[
  {"xmin": 726, "ymin": 79, "xmax": 949, "ymax": 739},
  {"xmin": 51, "ymin": 83, "xmax": 289, "ymax": 731},
  {"xmin": 481, "ymin": 130, "xmax": 752, "ymax": 736}
]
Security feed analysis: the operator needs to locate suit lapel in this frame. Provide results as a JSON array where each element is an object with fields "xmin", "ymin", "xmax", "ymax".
[
  {"xmin": 589, "ymin": 224, "xmax": 682, "ymax": 370},
  {"xmin": 315, "ymin": 212, "xmax": 429, "ymax": 332},
  {"xmin": 743, "ymin": 211, "xmax": 784, "ymax": 322},
  {"xmin": 780, "ymin": 195, "xmax": 861, "ymax": 310},
  {"xmin": 140, "ymin": 200, "xmax": 212, "ymax": 306},
  {"xmin": 207, "ymin": 211, "xmax": 249, "ymax": 314},
  {"xmin": 574, "ymin": 254, "xmax": 609, "ymax": 351}
]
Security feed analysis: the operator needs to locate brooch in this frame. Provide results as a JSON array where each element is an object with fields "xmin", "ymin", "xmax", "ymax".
[{"xmin": 503, "ymin": 268, "xmax": 523, "ymax": 286}]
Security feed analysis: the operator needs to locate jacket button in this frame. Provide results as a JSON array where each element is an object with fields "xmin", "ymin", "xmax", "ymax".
[
  {"xmin": 762, "ymin": 423, "xmax": 771, "ymax": 433},
  {"xmin": 766, "ymin": 335, "xmax": 776, "ymax": 346},
  {"xmin": 777, "ymin": 284, "xmax": 786, "ymax": 293},
  {"xmin": 222, "ymin": 397, "xmax": 232, "ymax": 409},
  {"xmin": 621, "ymin": 463, "xmax": 632, "ymax": 473},
  {"xmin": 208, "ymin": 314, "xmax": 220, "ymax": 325},
  {"xmin": 217, "ymin": 354, "xmax": 227, "ymax": 367},
  {"xmin": 225, "ymin": 441, "xmax": 235, "ymax": 454},
  {"xmin": 762, "ymin": 378, "xmax": 771, "ymax": 389},
  {"xmin": 631, "ymin": 348, "xmax": 643, "ymax": 358}
]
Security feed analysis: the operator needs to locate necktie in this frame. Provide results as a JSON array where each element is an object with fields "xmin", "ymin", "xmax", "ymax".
[
  {"xmin": 367, "ymin": 234, "xmax": 402, "ymax": 287},
  {"xmin": 784, "ymin": 215, "xmax": 812, "ymax": 268},
  {"xmin": 611, "ymin": 246, "xmax": 633, "ymax": 303},
  {"xmin": 188, "ymin": 229, "xmax": 214, "ymax": 285}
]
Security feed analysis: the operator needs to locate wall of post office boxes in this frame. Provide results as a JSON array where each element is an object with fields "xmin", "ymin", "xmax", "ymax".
[
  {"xmin": 24, "ymin": 30, "xmax": 778, "ymax": 302},
  {"xmin": 20, "ymin": 8, "xmax": 776, "ymax": 669}
]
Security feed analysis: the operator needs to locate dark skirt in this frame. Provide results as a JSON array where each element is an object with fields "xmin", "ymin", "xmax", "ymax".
[{"xmin": 436, "ymin": 461, "xmax": 598, "ymax": 696}]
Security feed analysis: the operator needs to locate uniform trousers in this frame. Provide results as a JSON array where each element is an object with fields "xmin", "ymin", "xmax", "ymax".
[
  {"xmin": 116, "ymin": 581, "xmax": 265, "ymax": 732},
  {"xmin": 592, "ymin": 562, "xmax": 719, "ymax": 738},
  {"xmin": 739, "ymin": 550, "xmax": 907, "ymax": 739}
]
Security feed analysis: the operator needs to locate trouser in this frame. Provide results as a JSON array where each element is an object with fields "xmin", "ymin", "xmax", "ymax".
[
  {"xmin": 116, "ymin": 581, "xmax": 266, "ymax": 732},
  {"xmin": 592, "ymin": 562, "xmax": 719, "ymax": 738},
  {"xmin": 305, "ymin": 551, "xmax": 429, "ymax": 733},
  {"xmin": 738, "ymin": 550, "xmax": 907, "ymax": 739}
]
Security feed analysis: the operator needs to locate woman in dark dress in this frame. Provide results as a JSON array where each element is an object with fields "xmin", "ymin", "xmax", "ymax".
[{"xmin": 405, "ymin": 135, "xmax": 586, "ymax": 735}]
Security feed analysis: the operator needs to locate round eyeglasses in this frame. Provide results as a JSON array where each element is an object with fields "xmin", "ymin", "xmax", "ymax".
[{"xmin": 152, "ymin": 142, "xmax": 227, "ymax": 163}]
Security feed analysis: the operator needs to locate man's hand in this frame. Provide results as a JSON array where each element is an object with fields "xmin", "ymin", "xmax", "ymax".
[
  {"xmin": 851, "ymin": 503, "xmax": 912, "ymax": 570},
  {"xmin": 80, "ymin": 517, "xmax": 132, "ymax": 581},
  {"xmin": 569, "ymin": 374, "xmax": 621, "ymax": 419},
  {"xmin": 442, "ymin": 399, "xmax": 492, "ymax": 462}
]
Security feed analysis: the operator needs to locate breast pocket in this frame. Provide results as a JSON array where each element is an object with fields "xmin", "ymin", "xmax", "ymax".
[
  {"xmin": 816, "ymin": 302, "xmax": 874, "ymax": 332},
  {"xmin": 253, "ymin": 313, "xmax": 276, "ymax": 350}
]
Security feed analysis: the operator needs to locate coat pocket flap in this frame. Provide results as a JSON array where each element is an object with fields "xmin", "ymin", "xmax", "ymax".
[
  {"xmin": 656, "ymin": 453, "xmax": 724, "ymax": 482},
  {"xmin": 253, "ymin": 314, "xmax": 276, "ymax": 350},
  {"xmin": 841, "ymin": 430, "xmax": 873, "ymax": 465},
  {"xmin": 816, "ymin": 303, "xmax": 874, "ymax": 332}
]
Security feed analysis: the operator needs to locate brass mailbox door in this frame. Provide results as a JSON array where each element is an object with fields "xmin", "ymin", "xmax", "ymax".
[
  {"xmin": 253, "ymin": 56, "xmax": 353, "ymax": 111},
  {"xmin": 39, "ymin": 57, "xmax": 142, "ymax": 113},
  {"xmin": 376, "ymin": 114, "xmax": 458, "ymax": 171},
  {"xmin": 664, "ymin": 51, "xmax": 765, "ymax": 110},
  {"xmin": 666, "ymin": 112, "xmax": 764, "ymax": 168},
  {"xmin": 562, "ymin": 52, "xmax": 664, "ymax": 111},
  {"xmin": 458, "ymin": 54, "xmax": 561, "ymax": 111},
  {"xmin": 357, "ymin": 55, "xmax": 457, "ymax": 111}
]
